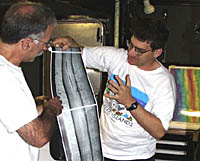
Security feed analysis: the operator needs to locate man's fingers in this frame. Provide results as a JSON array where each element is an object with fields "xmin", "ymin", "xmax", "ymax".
[{"xmin": 125, "ymin": 74, "xmax": 131, "ymax": 87}]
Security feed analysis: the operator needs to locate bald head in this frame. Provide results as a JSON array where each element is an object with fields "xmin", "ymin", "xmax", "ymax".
[{"xmin": 1, "ymin": 1, "xmax": 57, "ymax": 44}]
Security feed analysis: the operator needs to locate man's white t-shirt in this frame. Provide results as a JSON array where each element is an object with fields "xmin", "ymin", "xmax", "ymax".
[
  {"xmin": 82, "ymin": 47, "xmax": 176, "ymax": 160},
  {"xmin": 0, "ymin": 55, "xmax": 39, "ymax": 161}
]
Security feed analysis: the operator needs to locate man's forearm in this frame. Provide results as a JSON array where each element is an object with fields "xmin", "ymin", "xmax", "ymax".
[
  {"xmin": 130, "ymin": 105, "xmax": 166, "ymax": 139},
  {"xmin": 17, "ymin": 107, "xmax": 57, "ymax": 148}
]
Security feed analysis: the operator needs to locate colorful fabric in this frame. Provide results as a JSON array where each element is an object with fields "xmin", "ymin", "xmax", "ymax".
[{"xmin": 170, "ymin": 66, "xmax": 200, "ymax": 123}]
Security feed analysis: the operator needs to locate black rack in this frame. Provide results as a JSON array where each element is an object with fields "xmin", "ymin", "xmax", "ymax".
[{"xmin": 155, "ymin": 129, "xmax": 200, "ymax": 161}]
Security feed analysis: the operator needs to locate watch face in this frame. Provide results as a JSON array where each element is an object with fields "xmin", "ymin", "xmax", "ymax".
[
  {"xmin": 133, "ymin": 104, "xmax": 137, "ymax": 108},
  {"xmin": 127, "ymin": 101, "xmax": 138, "ymax": 111}
]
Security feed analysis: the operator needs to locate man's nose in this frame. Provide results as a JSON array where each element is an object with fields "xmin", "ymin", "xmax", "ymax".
[{"xmin": 128, "ymin": 47, "xmax": 137, "ymax": 56}]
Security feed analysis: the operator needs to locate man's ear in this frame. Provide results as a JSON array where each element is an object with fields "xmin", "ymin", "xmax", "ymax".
[
  {"xmin": 153, "ymin": 48, "xmax": 163, "ymax": 58},
  {"xmin": 19, "ymin": 38, "xmax": 33, "ymax": 50}
]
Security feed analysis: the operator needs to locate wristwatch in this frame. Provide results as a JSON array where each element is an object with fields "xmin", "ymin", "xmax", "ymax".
[{"xmin": 127, "ymin": 101, "xmax": 139, "ymax": 111}]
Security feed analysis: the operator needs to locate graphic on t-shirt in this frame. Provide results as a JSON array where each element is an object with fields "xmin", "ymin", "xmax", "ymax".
[
  {"xmin": 104, "ymin": 99, "xmax": 133, "ymax": 126},
  {"xmin": 104, "ymin": 74, "xmax": 149, "ymax": 126},
  {"xmin": 109, "ymin": 74, "xmax": 149, "ymax": 107}
]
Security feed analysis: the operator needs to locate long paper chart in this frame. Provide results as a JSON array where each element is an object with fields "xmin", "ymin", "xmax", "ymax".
[{"xmin": 50, "ymin": 47, "xmax": 104, "ymax": 161}]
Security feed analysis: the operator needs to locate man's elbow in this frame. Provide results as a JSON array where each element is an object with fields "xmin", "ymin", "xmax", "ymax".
[
  {"xmin": 154, "ymin": 129, "xmax": 166, "ymax": 140},
  {"xmin": 31, "ymin": 137, "xmax": 49, "ymax": 148}
]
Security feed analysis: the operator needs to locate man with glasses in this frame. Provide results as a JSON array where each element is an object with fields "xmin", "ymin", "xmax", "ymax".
[
  {"xmin": 0, "ymin": 2, "xmax": 63, "ymax": 161},
  {"xmin": 33, "ymin": 39, "xmax": 54, "ymax": 49},
  {"xmin": 54, "ymin": 18, "xmax": 176, "ymax": 161}
]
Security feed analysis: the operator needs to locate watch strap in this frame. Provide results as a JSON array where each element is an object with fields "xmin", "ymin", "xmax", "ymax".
[{"xmin": 127, "ymin": 101, "xmax": 138, "ymax": 111}]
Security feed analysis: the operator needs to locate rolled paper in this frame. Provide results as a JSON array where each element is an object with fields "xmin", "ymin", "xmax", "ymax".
[{"xmin": 49, "ymin": 47, "xmax": 103, "ymax": 161}]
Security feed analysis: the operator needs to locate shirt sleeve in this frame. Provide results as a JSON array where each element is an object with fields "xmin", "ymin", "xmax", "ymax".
[
  {"xmin": 0, "ymin": 69, "xmax": 38, "ymax": 133},
  {"xmin": 82, "ymin": 46, "xmax": 127, "ymax": 72},
  {"xmin": 152, "ymin": 74, "xmax": 176, "ymax": 131}
]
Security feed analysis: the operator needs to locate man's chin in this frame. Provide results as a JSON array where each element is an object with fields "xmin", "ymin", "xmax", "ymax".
[
  {"xmin": 37, "ymin": 51, "xmax": 43, "ymax": 56},
  {"xmin": 22, "ymin": 57, "xmax": 35, "ymax": 63},
  {"xmin": 29, "ymin": 58, "xmax": 35, "ymax": 62},
  {"xmin": 128, "ymin": 58, "xmax": 137, "ymax": 65}
]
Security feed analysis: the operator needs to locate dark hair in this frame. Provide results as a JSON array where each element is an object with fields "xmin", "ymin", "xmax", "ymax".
[
  {"xmin": 132, "ymin": 18, "xmax": 169, "ymax": 51},
  {"xmin": 1, "ymin": 1, "xmax": 57, "ymax": 44}
]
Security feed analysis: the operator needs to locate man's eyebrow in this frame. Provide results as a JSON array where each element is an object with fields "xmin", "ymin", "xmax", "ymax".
[{"xmin": 131, "ymin": 42, "xmax": 146, "ymax": 51}]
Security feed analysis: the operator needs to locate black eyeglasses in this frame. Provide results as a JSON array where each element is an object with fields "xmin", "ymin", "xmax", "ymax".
[
  {"xmin": 127, "ymin": 40, "xmax": 152, "ymax": 56},
  {"xmin": 33, "ymin": 39, "xmax": 54, "ymax": 48}
]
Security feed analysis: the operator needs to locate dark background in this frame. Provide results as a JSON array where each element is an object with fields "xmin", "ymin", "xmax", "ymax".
[{"xmin": 1, "ymin": 0, "xmax": 200, "ymax": 96}]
